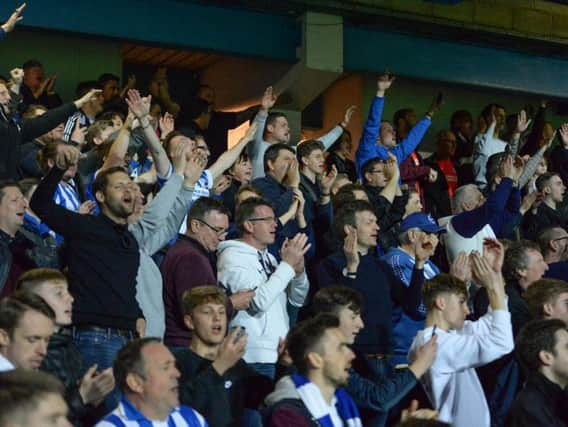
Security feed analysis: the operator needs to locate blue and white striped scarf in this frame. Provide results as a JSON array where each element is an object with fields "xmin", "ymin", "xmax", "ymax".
[{"xmin": 291, "ymin": 373, "xmax": 362, "ymax": 427}]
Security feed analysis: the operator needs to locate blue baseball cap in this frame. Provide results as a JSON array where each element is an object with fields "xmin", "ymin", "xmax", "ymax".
[{"xmin": 400, "ymin": 212, "xmax": 446, "ymax": 234}]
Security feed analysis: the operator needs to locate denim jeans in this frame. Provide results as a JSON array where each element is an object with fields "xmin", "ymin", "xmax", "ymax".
[
  {"xmin": 248, "ymin": 362, "xmax": 276, "ymax": 380},
  {"xmin": 73, "ymin": 327, "xmax": 136, "ymax": 410}
]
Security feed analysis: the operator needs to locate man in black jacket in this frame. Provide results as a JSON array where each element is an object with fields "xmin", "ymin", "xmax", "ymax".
[
  {"xmin": 0, "ymin": 82, "xmax": 100, "ymax": 180},
  {"xmin": 18, "ymin": 268, "xmax": 113, "ymax": 426},
  {"xmin": 175, "ymin": 286, "xmax": 272, "ymax": 427},
  {"xmin": 506, "ymin": 319, "xmax": 568, "ymax": 427}
]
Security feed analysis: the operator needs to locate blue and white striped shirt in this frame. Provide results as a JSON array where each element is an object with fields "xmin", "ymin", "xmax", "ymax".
[{"xmin": 95, "ymin": 397, "xmax": 208, "ymax": 427}]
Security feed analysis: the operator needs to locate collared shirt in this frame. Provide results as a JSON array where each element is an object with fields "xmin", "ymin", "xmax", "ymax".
[
  {"xmin": 95, "ymin": 397, "xmax": 208, "ymax": 427},
  {"xmin": 0, "ymin": 353, "xmax": 14, "ymax": 372}
]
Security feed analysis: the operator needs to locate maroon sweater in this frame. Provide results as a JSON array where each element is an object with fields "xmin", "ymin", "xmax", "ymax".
[{"xmin": 161, "ymin": 235, "xmax": 216, "ymax": 347}]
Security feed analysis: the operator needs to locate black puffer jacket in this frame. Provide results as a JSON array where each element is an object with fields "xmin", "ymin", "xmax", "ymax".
[{"xmin": 40, "ymin": 328, "xmax": 106, "ymax": 427}]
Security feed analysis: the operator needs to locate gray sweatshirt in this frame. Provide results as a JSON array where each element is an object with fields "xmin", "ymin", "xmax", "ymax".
[{"xmin": 129, "ymin": 174, "xmax": 194, "ymax": 338}]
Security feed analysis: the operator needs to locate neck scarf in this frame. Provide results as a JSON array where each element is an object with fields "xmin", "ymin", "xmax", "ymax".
[{"xmin": 291, "ymin": 373, "xmax": 362, "ymax": 427}]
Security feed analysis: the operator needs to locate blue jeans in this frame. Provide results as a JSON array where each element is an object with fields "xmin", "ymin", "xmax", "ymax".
[
  {"xmin": 73, "ymin": 327, "xmax": 136, "ymax": 410},
  {"xmin": 249, "ymin": 362, "xmax": 276, "ymax": 380}
]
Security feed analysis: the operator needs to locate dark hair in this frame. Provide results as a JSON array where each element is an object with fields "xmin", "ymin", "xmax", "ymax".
[
  {"xmin": 503, "ymin": 240, "xmax": 541, "ymax": 284},
  {"xmin": 361, "ymin": 157, "xmax": 384, "ymax": 184},
  {"xmin": 187, "ymin": 197, "xmax": 229, "ymax": 231},
  {"xmin": 22, "ymin": 59, "xmax": 43, "ymax": 70},
  {"xmin": 296, "ymin": 139, "xmax": 324, "ymax": 163},
  {"xmin": 17, "ymin": 268, "xmax": 67, "ymax": 293},
  {"xmin": 393, "ymin": 108, "xmax": 414, "ymax": 129},
  {"xmin": 162, "ymin": 131, "xmax": 185, "ymax": 157},
  {"xmin": 113, "ymin": 337, "xmax": 162, "ymax": 393},
  {"xmin": 287, "ymin": 314, "xmax": 341, "ymax": 375},
  {"xmin": 481, "ymin": 103, "xmax": 505, "ymax": 124},
  {"xmin": 91, "ymin": 166, "xmax": 129, "ymax": 200},
  {"xmin": 328, "ymin": 130, "xmax": 352, "ymax": 154},
  {"xmin": 312, "ymin": 286, "xmax": 363, "ymax": 315},
  {"xmin": 422, "ymin": 273, "xmax": 468, "ymax": 311},
  {"xmin": 536, "ymin": 172, "xmax": 557, "ymax": 192},
  {"xmin": 515, "ymin": 318, "xmax": 567, "ymax": 373},
  {"xmin": 0, "ymin": 291, "xmax": 56, "ymax": 337},
  {"xmin": 263, "ymin": 143, "xmax": 295, "ymax": 173},
  {"xmin": 332, "ymin": 183, "xmax": 367, "ymax": 212},
  {"xmin": 485, "ymin": 152, "xmax": 508, "ymax": 186},
  {"xmin": 450, "ymin": 110, "xmax": 473, "ymax": 133},
  {"xmin": 263, "ymin": 112, "xmax": 288, "ymax": 139},
  {"xmin": 97, "ymin": 73, "xmax": 120, "ymax": 87},
  {"xmin": 333, "ymin": 199, "xmax": 375, "ymax": 240},
  {"xmin": 0, "ymin": 370, "xmax": 64, "ymax": 426},
  {"xmin": 537, "ymin": 227, "xmax": 565, "ymax": 257},
  {"xmin": 75, "ymin": 80, "xmax": 101, "ymax": 98},
  {"xmin": 187, "ymin": 98, "xmax": 211, "ymax": 120},
  {"xmin": 0, "ymin": 180, "xmax": 21, "ymax": 204},
  {"xmin": 235, "ymin": 197, "xmax": 273, "ymax": 234},
  {"xmin": 523, "ymin": 279, "xmax": 568, "ymax": 319}
]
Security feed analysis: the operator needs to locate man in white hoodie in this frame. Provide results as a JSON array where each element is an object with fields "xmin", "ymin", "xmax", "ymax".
[
  {"xmin": 217, "ymin": 197, "xmax": 310, "ymax": 380},
  {"xmin": 409, "ymin": 239, "xmax": 514, "ymax": 427}
]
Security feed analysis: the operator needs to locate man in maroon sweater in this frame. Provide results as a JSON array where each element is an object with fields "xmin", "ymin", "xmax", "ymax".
[{"xmin": 161, "ymin": 197, "xmax": 255, "ymax": 348}]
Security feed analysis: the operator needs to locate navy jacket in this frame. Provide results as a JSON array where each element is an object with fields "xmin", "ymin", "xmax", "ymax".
[{"xmin": 317, "ymin": 250, "xmax": 424, "ymax": 354}]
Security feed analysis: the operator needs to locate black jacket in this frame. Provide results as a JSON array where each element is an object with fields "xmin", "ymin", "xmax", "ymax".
[
  {"xmin": 506, "ymin": 372, "xmax": 568, "ymax": 427},
  {"xmin": 175, "ymin": 349, "xmax": 272, "ymax": 427},
  {"xmin": 0, "ymin": 103, "xmax": 77, "ymax": 180},
  {"xmin": 40, "ymin": 328, "xmax": 106, "ymax": 426}
]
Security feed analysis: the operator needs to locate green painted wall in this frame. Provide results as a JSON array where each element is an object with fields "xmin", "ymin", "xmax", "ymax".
[
  {"xmin": 0, "ymin": 29, "xmax": 122, "ymax": 102},
  {"xmin": 362, "ymin": 75, "xmax": 566, "ymax": 152}
]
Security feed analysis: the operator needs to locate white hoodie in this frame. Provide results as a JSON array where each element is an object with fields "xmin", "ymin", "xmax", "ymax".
[{"xmin": 217, "ymin": 240, "xmax": 309, "ymax": 363}]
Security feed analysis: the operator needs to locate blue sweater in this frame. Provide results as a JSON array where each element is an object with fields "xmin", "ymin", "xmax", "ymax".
[
  {"xmin": 317, "ymin": 250, "xmax": 424, "ymax": 355},
  {"xmin": 355, "ymin": 96, "xmax": 432, "ymax": 176}
]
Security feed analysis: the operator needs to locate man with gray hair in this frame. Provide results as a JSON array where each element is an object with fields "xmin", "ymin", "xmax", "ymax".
[{"xmin": 439, "ymin": 155, "xmax": 521, "ymax": 263}]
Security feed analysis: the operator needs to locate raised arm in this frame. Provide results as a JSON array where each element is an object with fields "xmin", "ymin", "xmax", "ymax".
[
  {"xmin": 102, "ymin": 113, "xmax": 134, "ymax": 171},
  {"xmin": 126, "ymin": 90, "xmax": 171, "ymax": 178},
  {"xmin": 1, "ymin": 3, "xmax": 25, "ymax": 36},
  {"xmin": 318, "ymin": 105, "xmax": 356, "ymax": 151},
  {"xmin": 355, "ymin": 74, "xmax": 393, "ymax": 172},
  {"xmin": 208, "ymin": 122, "xmax": 257, "ymax": 180}
]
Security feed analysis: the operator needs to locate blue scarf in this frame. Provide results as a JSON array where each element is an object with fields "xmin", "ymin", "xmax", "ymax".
[{"xmin": 291, "ymin": 373, "xmax": 362, "ymax": 427}]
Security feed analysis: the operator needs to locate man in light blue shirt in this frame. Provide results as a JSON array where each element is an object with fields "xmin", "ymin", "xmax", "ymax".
[{"xmin": 96, "ymin": 338, "xmax": 207, "ymax": 427}]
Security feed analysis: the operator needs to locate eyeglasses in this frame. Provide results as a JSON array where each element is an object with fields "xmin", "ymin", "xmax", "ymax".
[
  {"xmin": 194, "ymin": 218, "xmax": 227, "ymax": 237},
  {"xmin": 247, "ymin": 216, "xmax": 277, "ymax": 224}
]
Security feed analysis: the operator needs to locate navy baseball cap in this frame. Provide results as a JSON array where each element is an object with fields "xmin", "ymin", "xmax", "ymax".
[{"xmin": 400, "ymin": 212, "xmax": 446, "ymax": 234}]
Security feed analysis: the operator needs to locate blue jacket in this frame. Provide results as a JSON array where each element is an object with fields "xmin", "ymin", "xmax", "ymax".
[
  {"xmin": 355, "ymin": 96, "xmax": 432, "ymax": 176},
  {"xmin": 317, "ymin": 250, "xmax": 424, "ymax": 355},
  {"xmin": 381, "ymin": 247, "xmax": 440, "ymax": 365}
]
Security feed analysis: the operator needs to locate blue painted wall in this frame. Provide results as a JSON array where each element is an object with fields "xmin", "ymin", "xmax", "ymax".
[{"xmin": 344, "ymin": 25, "xmax": 568, "ymax": 98}]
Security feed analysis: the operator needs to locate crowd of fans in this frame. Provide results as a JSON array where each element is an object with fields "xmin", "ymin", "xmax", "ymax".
[{"xmin": 2, "ymin": 4, "xmax": 568, "ymax": 427}]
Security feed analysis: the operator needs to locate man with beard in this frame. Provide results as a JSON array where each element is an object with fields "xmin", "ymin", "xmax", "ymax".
[
  {"xmin": 29, "ymin": 147, "xmax": 141, "ymax": 372},
  {"xmin": 96, "ymin": 338, "xmax": 207, "ymax": 427}
]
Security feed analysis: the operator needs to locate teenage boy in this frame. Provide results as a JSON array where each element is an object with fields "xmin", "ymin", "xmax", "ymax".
[
  {"xmin": 409, "ymin": 240, "xmax": 514, "ymax": 427},
  {"xmin": 17, "ymin": 268, "xmax": 114, "ymax": 426},
  {"xmin": 174, "ymin": 286, "xmax": 273, "ymax": 427}
]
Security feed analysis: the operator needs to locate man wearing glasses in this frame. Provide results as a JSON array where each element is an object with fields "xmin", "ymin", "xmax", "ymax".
[
  {"xmin": 217, "ymin": 197, "xmax": 310, "ymax": 380},
  {"xmin": 161, "ymin": 197, "xmax": 255, "ymax": 350}
]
